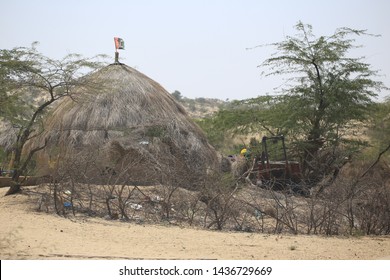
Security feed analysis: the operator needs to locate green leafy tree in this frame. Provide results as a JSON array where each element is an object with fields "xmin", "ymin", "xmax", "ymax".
[
  {"xmin": 258, "ymin": 22, "xmax": 386, "ymax": 179},
  {"xmin": 367, "ymin": 97, "xmax": 390, "ymax": 161},
  {"xmin": 0, "ymin": 43, "xmax": 105, "ymax": 195},
  {"xmin": 171, "ymin": 90, "xmax": 182, "ymax": 101},
  {"xmin": 202, "ymin": 22, "xmax": 386, "ymax": 182}
]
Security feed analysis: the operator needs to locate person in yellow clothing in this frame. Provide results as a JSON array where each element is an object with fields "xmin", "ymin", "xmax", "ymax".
[{"xmin": 241, "ymin": 146, "xmax": 252, "ymax": 159}]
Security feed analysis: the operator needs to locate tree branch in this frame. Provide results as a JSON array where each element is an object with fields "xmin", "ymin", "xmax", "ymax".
[
  {"xmin": 19, "ymin": 138, "xmax": 48, "ymax": 174},
  {"xmin": 360, "ymin": 143, "xmax": 390, "ymax": 178}
]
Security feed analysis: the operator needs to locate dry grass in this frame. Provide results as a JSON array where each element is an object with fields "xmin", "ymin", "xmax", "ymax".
[{"xmin": 30, "ymin": 64, "xmax": 219, "ymax": 186}]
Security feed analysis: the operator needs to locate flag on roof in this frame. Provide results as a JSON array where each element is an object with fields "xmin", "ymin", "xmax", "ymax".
[{"xmin": 114, "ymin": 37, "xmax": 125, "ymax": 50}]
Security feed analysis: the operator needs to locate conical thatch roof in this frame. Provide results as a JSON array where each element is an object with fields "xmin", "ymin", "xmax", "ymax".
[{"xmin": 34, "ymin": 63, "xmax": 219, "ymax": 188}]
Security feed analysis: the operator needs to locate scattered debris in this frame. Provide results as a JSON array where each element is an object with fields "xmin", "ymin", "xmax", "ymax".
[
  {"xmin": 64, "ymin": 202, "xmax": 72, "ymax": 208},
  {"xmin": 127, "ymin": 203, "xmax": 142, "ymax": 210}
]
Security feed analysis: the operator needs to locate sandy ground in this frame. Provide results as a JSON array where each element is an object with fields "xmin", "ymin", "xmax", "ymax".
[{"xmin": 1, "ymin": 187, "xmax": 390, "ymax": 260}]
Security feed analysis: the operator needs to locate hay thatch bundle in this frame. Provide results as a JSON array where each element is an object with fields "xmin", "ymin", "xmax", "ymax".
[{"xmin": 34, "ymin": 63, "xmax": 219, "ymax": 188}]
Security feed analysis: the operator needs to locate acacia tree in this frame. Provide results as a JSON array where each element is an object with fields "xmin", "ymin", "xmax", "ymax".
[
  {"xmin": 259, "ymin": 22, "xmax": 387, "ymax": 178},
  {"xmin": 0, "ymin": 43, "xmax": 105, "ymax": 195},
  {"xmin": 201, "ymin": 22, "xmax": 386, "ymax": 183}
]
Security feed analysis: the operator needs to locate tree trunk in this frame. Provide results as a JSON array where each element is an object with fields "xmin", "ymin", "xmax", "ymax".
[
  {"xmin": 5, "ymin": 171, "xmax": 22, "ymax": 196},
  {"xmin": 302, "ymin": 59, "xmax": 327, "ymax": 179},
  {"xmin": 4, "ymin": 134, "xmax": 48, "ymax": 197},
  {"xmin": 5, "ymin": 165, "xmax": 23, "ymax": 195},
  {"xmin": 5, "ymin": 183, "xmax": 21, "ymax": 196},
  {"xmin": 302, "ymin": 133, "xmax": 322, "ymax": 174},
  {"xmin": 5, "ymin": 145, "xmax": 23, "ymax": 196}
]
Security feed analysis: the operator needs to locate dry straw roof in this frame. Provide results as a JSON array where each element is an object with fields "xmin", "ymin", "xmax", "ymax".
[{"xmin": 36, "ymin": 63, "xmax": 219, "ymax": 187}]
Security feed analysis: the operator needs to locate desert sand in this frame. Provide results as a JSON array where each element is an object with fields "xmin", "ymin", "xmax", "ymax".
[{"xmin": 1, "ymin": 187, "xmax": 389, "ymax": 260}]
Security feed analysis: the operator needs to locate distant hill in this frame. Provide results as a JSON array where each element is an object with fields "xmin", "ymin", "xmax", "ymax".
[
  {"xmin": 171, "ymin": 91, "xmax": 227, "ymax": 119},
  {"xmin": 179, "ymin": 97, "xmax": 227, "ymax": 119}
]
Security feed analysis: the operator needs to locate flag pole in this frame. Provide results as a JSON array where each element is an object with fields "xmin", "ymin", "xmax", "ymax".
[
  {"xmin": 114, "ymin": 37, "xmax": 119, "ymax": 64},
  {"xmin": 115, "ymin": 46, "xmax": 119, "ymax": 64},
  {"xmin": 115, "ymin": 50, "xmax": 119, "ymax": 64}
]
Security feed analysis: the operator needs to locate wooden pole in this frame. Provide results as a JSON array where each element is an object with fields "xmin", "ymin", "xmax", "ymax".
[
  {"xmin": 115, "ymin": 51, "xmax": 119, "ymax": 64},
  {"xmin": 7, "ymin": 150, "xmax": 15, "ymax": 177}
]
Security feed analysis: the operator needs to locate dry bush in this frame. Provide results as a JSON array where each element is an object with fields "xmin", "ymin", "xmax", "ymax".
[
  {"xmin": 250, "ymin": 185, "xmax": 301, "ymax": 234},
  {"xmin": 197, "ymin": 171, "xmax": 239, "ymax": 230},
  {"xmin": 302, "ymin": 160, "xmax": 390, "ymax": 235},
  {"xmin": 26, "ymin": 142, "xmax": 390, "ymax": 236},
  {"xmin": 354, "ymin": 182, "xmax": 390, "ymax": 234}
]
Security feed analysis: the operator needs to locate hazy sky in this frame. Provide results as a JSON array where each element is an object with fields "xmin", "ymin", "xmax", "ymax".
[{"xmin": 1, "ymin": 0, "xmax": 389, "ymax": 100}]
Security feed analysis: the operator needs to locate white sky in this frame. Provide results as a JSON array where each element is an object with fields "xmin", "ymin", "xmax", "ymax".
[{"xmin": 1, "ymin": 0, "xmax": 389, "ymax": 100}]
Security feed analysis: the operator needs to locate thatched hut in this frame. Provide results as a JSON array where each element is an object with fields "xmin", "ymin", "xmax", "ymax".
[{"xmin": 34, "ymin": 63, "xmax": 219, "ymax": 188}]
